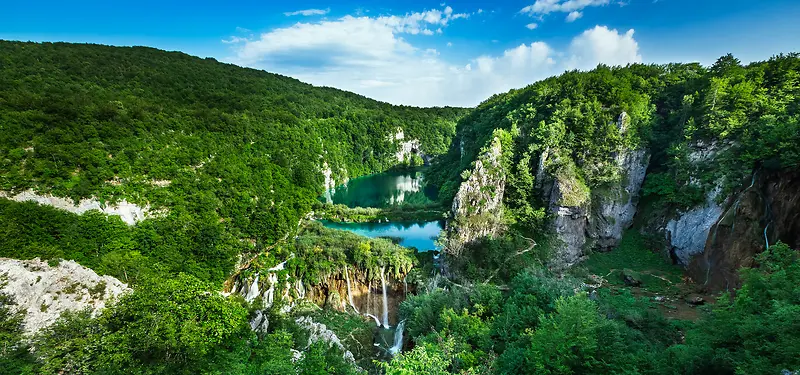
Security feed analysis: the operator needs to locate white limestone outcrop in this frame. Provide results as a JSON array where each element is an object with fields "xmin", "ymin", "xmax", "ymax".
[{"xmin": 0, "ymin": 258, "xmax": 129, "ymax": 334}]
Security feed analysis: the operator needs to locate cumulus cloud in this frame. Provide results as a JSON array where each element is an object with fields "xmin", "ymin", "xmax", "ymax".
[
  {"xmin": 284, "ymin": 8, "xmax": 330, "ymax": 17},
  {"xmin": 526, "ymin": 23, "xmax": 539, "ymax": 29},
  {"xmin": 567, "ymin": 26, "xmax": 641, "ymax": 70},
  {"xmin": 224, "ymin": 8, "xmax": 642, "ymax": 107},
  {"xmin": 566, "ymin": 11, "xmax": 583, "ymax": 22}
]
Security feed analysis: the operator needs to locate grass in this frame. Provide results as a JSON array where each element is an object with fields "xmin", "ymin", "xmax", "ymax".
[{"xmin": 577, "ymin": 230, "xmax": 685, "ymax": 295}]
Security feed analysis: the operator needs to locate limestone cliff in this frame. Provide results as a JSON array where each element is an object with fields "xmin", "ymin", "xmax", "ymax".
[
  {"xmin": 446, "ymin": 135, "xmax": 506, "ymax": 256},
  {"xmin": 0, "ymin": 258, "xmax": 129, "ymax": 334},
  {"xmin": 0, "ymin": 190, "xmax": 152, "ymax": 225},
  {"xmin": 687, "ymin": 170, "xmax": 800, "ymax": 289},
  {"xmin": 231, "ymin": 260, "xmax": 411, "ymax": 328},
  {"xmin": 540, "ymin": 113, "xmax": 650, "ymax": 268}
]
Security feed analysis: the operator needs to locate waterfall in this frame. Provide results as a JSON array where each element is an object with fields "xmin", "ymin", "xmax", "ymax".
[
  {"xmin": 245, "ymin": 275, "xmax": 260, "ymax": 302},
  {"xmin": 344, "ymin": 264, "xmax": 359, "ymax": 313},
  {"xmin": 380, "ymin": 266, "xmax": 389, "ymax": 329},
  {"xmin": 364, "ymin": 313, "xmax": 381, "ymax": 327},
  {"xmin": 388, "ymin": 320, "xmax": 406, "ymax": 355}
]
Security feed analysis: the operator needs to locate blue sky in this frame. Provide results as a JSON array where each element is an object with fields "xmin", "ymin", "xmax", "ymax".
[{"xmin": 3, "ymin": 0, "xmax": 799, "ymax": 106}]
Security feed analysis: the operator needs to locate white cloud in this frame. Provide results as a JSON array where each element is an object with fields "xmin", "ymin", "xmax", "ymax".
[
  {"xmin": 224, "ymin": 11, "xmax": 642, "ymax": 106},
  {"xmin": 521, "ymin": 0, "xmax": 613, "ymax": 21},
  {"xmin": 284, "ymin": 8, "xmax": 330, "ymax": 17},
  {"xmin": 447, "ymin": 42, "xmax": 453, "ymax": 47},
  {"xmin": 526, "ymin": 23, "xmax": 539, "ymax": 29},
  {"xmin": 566, "ymin": 11, "xmax": 583, "ymax": 22},
  {"xmin": 522, "ymin": 0, "xmax": 609, "ymax": 14},
  {"xmin": 567, "ymin": 26, "xmax": 641, "ymax": 70}
]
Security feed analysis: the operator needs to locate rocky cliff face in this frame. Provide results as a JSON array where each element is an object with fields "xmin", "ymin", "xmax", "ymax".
[
  {"xmin": 665, "ymin": 187, "xmax": 724, "ymax": 266},
  {"xmin": 589, "ymin": 149, "xmax": 650, "ymax": 251},
  {"xmin": 232, "ymin": 263, "xmax": 410, "ymax": 328},
  {"xmin": 541, "ymin": 113, "xmax": 650, "ymax": 269},
  {"xmin": 0, "ymin": 258, "xmax": 129, "ymax": 334},
  {"xmin": 687, "ymin": 170, "xmax": 800, "ymax": 289},
  {"xmin": 391, "ymin": 128, "xmax": 428, "ymax": 165},
  {"xmin": 446, "ymin": 136, "xmax": 506, "ymax": 256}
]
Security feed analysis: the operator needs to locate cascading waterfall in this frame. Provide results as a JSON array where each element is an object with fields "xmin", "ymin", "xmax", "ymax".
[
  {"xmin": 344, "ymin": 264, "xmax": 359, "ymax": 313},
  {"xmin": 380, "ymin": 266, "xmax": 389, "ymax": 329},
  {"xmin": 388, "ymin": 320, "xmax": 406, "ymax": 355},
  {"xmin": 364, "ymin": 313, "xmax": 381, "ymax": 327}
]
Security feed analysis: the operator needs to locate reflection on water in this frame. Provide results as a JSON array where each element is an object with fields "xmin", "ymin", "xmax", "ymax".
[
  {"xmin": 323, "ymin": 169, "xmax": 437, "ymax": 208},
  {"xmin": 320, "ymin": 220, "xmax": 442, "ymax": 252}
]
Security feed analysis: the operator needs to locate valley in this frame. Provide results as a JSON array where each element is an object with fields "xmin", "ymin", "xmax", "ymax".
[{"xmin": 0, "ymin": 40, "xmax": 798, "ymax": 375}]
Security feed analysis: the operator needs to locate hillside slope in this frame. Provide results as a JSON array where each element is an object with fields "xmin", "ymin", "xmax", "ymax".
[
  {"xmin": 0, "ymin": 40, "xmax": 466, "ymax": 284},
  {"xmin": 433, "ymin": 53, "xmax": 800, "ymax": 287}
]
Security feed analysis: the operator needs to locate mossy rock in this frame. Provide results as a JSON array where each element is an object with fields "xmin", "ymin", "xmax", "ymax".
[{"xmin": 622, "ymin": 268, "xmax": 643, "ymax": 286}]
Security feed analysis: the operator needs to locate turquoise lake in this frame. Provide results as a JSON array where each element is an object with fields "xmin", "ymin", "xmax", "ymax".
[
  {"xmin": 320, "ymin": 220, "xmax": 443, "ymax": 251},
  {"xmin": 322, "ymin": 169, "xmax": 438, "ymax": 208},
  {"xmin": 320, "ymin": 169, "xmax": 442, "ymax": 251}
]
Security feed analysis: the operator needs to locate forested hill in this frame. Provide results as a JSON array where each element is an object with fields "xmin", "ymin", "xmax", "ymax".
[{"xmin": 0, "ymin": 40, "xmax": 465, "ymax": 283}]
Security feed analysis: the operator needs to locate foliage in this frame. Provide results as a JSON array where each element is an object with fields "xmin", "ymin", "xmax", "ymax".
[
  {"xmin": 0, "ymin": 282, "xmax": 39, "ymax": 375},
  {"xmin": 665, "ymin": 242, "xmax": 800, "ymax": 375},
  {"xmin": 314, "ymin": 202, "xmax": 447, "ymax": 224},
  {"xmin": 0, "ymin": 40, "xmax": 465, "ymax": 284}
]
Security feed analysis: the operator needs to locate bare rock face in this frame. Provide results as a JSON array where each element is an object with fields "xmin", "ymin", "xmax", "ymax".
[
  {"xmin": 664, "ymin": 141, "xmax": 728, "ymax": 267},
  {"xmin": 688, "ymin": 170, "xmax": 800, "ymax": 289},
  {"xmin": 391, "ymin": 128, "xmax": 427, "ymax": 164},
  {"xmin": 446, "ymin": 136, "xmax": 506, "ymax": 256},
  {"xmin": 589, "ymin": 149, "xmax": 650, "ymax": 251},
  {"xmin": 542, "ymin": 113, "xmax": 649, "ymax": 269},
  {"xmin": 544, "ymin": 174, "xmax": 590, "ymax": 268},
  {"xmin": 1, "ymin": 190, "xmax": 151, "ymax": 225},
  {"xmin": 0, "ymin": 258, "xmax": 129, "ymax": 334},
  {"xmin": 666, "ymin": 187, "xmax": 724, "ymax": 266}
]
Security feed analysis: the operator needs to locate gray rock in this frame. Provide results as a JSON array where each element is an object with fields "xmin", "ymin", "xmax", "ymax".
[
  {"xmin": 446, "ymin": 136, "xmax": 506, "ymax": 256},
  {"xmin": 0, "ymin": 258, "xmax": 129, "ymax": 334},
  {"xmin": 666, "ymin": 186, "xmax": 724, "ymax": 266}
]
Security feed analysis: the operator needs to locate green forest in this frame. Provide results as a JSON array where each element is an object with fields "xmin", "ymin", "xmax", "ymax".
[{"xmin": 1, "ymin": 41, "xmax": 799, "ymax": 375}]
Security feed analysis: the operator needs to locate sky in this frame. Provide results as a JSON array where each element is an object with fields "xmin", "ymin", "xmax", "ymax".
[{"xmin": 3, "ymin": 0, "xmax": 800, "ymax": 107}]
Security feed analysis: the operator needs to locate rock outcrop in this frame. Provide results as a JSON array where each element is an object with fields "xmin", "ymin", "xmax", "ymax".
[
  {"xmin": 0, "ymin": 190, "xmax": 151, "ymax": 225},
  {"xmin": 687, "ymin": 170, "xmax": 800, "ymax": 289},
  {"xmin": 391, "ymin": 128, "xmax": 428, "ymax": 165},
  {"xmin": 232, "ymin": 262, "xmax": 410, "ymax": 327},
  {"xmin": 666, "ymin": 187, "xmax": 724, "ymax": 266},
  {"xmin": 589, "ymin": 148, "xmax": 650, "ymax": 251},
  {"xmin": 446, "ymin": 136, "xmax": 506, "ymax": 256},
  {"xmin": 0, "ymin": 258, "xmax": 129, "ymax": 334},
  {"xmin": 295, "ymin": 316, "xmax": 357, "ymax": 364},
  {"xmin": 541, "ymin": 113, "xmax": 649, "ymax": 268}
]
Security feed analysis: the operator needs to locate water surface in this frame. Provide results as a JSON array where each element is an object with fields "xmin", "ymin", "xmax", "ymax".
[
  {"xmin": 320, "ymin": 220, "xmax": 442, "ymax": 251},
  {"xmin": 323, "ymin": 169, "xmax": 438, "ymax": 208}
]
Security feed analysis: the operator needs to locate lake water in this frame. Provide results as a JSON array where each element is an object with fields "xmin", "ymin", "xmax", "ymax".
[
  {"xmin": 320, "ymin": 169, "xmax": 442, "ymax": 251},
  {"xmin": 322, "ymin": 169, "xmax": 438, "ymax": 208},
  {"xmin": 320, "ymin": 220, "xmax": 443, "ymax": 252}
]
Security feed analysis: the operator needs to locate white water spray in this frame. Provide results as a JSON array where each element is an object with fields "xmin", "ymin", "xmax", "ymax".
[
  {"xmin": 364, "ymin": 313, "xmax": 381, "ymax": 327},
  {"xmin": 388, "ymin": 320, "xmax": 406, "ymax": 355},
  {"xmin": 344, "ymin": 264, "xmax": 359, "ymax": 313},
  {"xmin": 380, "ymin": 266, "xmax": 389, "ymax": 329}
]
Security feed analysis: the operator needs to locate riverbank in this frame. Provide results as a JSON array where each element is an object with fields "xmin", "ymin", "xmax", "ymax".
[{"xmin": 313, "ymin": 202, "xmax": 448, "ymax": 223}]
